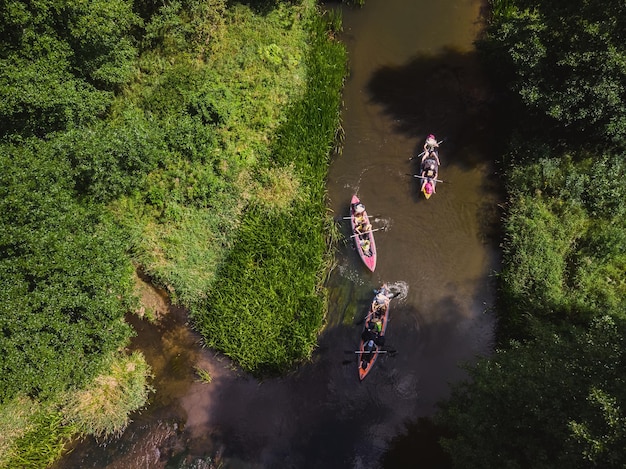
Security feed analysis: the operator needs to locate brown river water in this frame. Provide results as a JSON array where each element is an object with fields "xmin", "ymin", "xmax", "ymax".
[{"xmin": 55, "ymin": 0, "xmax": 500, "ymax": 467}]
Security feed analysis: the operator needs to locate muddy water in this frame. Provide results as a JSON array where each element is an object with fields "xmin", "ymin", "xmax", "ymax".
[{"xmin": 55, "ymin": 0, "xmax": 500, "ymax": 468}]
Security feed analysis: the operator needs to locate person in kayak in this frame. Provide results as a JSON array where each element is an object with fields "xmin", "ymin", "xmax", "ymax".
[
  {"xmin": 361, "ymin": 339, "xmax": 376, "ymax": 367},
  {"xmin": 420, "ymin": 157, "xmax": 438, "ymax": 193},
  {"xmin": 422, "ymin": 180, "xmax": 434, "ymax": 196},
  {"xmin": 354, "ymin": 211, "xmax": 365, "ymax": 225},
  {"xmin": 353, "ymin": 205, "xmax": 370, "ymax": 234},
  {"xmin": 372, "ymin": 292, "xmax": 389, "ymax": 317},
  {"xmin": 423, "ymin": 134, "xmax": 439, "ymax": 158},
  {"xmin": 355, "ymin": 219, "xmax": 372, "ymax": 236},
  {"xmin": 370, "ymin": 316, "xmax": 382, "ymax": 333},
  {"xmin": 422, "ymin": 149, "xmax": 441, "ymax": 166},
  {"xmin": 363, "ymin": 318, "xmax": 385, "ymax": 351},
  {"xmin": 353, "ymin": 203, "xmax": 365, "ymax": 216},
  {"xmin": 359, "ymin": 237, "xmax": 371, "ymax": 256}
]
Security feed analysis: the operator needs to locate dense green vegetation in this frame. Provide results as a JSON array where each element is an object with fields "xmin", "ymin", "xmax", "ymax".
[
  {"xmin": 192, "ymin": 13, "xmax": 346, "ymax": 373},
  {"xmin": 434, "ymin": 0, "xmax": 626, "ymax": 467},
  {"xmin": 438, "ymin": 317, "xmax": 626, "ymax": 468},
  {"xmin": 479, "ymin": 0, "xmax": 626, "ymax": 144},
  {"xmin": 1, "ymin": 0, "xmax": 346, "ymax": 466},
  {"xmin": 0, "ymin": 143, "xmax": 135, "ymax": 401}
]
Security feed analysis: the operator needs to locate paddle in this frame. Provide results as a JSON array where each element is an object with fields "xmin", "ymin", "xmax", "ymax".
[
  {"xmin": 346, "ymin": 349, "xmax": 398, "ymax": 356},
  {"xmin": 412, "ymin": 174, "xmax": 445, "ymax": 183},
  {"xmin": 341, "ymin": 215, "xmax": 380, "ymax": 220},
  {"xmin": 350, "ymin": 228, "xmax": 383, "ymax": 238},
  {"xmin": 409, "ymin": 139, "xmax": 445, "ymax": 161}
]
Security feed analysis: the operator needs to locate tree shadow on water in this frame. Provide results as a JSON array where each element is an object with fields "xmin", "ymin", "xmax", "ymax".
[
  {"xmin": 367, "ymin": 47, "xmax": 501, "ymax": 169},
  {"xmin": 380, "ymin": 417, "xmax": 453, "ymax": 469}
]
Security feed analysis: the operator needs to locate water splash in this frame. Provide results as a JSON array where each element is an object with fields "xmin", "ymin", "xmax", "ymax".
[{"xmin": 386, "ymin": 280, "xmax": 409, "ymax": 302}]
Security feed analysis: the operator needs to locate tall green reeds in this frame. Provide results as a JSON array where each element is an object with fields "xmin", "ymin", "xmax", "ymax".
[
  {"xmin": 192, "ymin": 10, "xmax": 347, "ymax": 374},
  {"xmin": 0, "ymin": 404, "xmax": 74, "ymax": 469}
]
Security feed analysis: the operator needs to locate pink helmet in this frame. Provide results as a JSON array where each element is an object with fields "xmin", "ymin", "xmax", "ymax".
[
  {"xmin": 424, "ymin": 182, "xmax": 433, "ymax": 194},
  {"xmin": 427, "ymin": 134, "xmax": 435, "ymax": 140}
]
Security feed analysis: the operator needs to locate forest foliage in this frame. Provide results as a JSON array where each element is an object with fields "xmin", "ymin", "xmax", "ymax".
[
  {"xmin": 435, "ymin": 0, "xmax": 626, "ymax": 467},
  {"xmin": 479, "ymin": 0, "xmax": 626, "ymax": 144},
  {"xmin": 1, "ymin": 0, "xmax": 345, "ymax": 466}
]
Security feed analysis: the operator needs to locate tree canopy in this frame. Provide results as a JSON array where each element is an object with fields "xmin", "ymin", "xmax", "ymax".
[
  {"xmin": 478, "ymin": 0, "xmax": 626, "ymax": 145},
  {"xmin": 437, "ymin": 316, "xmax": 626, "ymax": 469},
  {"xmin": 0, "ymin": 141, "xmax": 134, "ymax": 403},
  {"xmin": 0, "ymin": 0, "xmax": 140, "ymax": 137}
]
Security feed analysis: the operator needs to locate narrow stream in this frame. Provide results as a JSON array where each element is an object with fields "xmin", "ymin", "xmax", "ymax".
[{"xmin": 55, "ymin": 0, "xmax": 500, "ymax": 467}]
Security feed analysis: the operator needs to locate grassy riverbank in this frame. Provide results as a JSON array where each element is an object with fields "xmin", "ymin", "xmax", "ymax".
[
  {"xmin": 0, "ymin": 0, "xmax": 346, "ymax": 465},
  {"xmin": 191, "ymin": 13, "xmax": 346, "ymax": 374},
  {"xmin": 112, "ymin": 1, "xmax": 346, "ymax": 374}
]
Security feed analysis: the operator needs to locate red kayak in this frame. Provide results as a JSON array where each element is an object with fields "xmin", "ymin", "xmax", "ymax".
[
  {"xmin": 350, "ymin": 195, "xmax": 377, "ymax": 272},
  {"xmin": 358, "ymin": 285, "xmax": 391, "ymax": 381}
]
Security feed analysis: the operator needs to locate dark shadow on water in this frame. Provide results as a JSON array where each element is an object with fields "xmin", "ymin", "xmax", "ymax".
[
  {"xmin": 367, "ymin": 47, "xmax": 504, "ymax": 170},
  {"xmin": 381, "ymin": 417, "xmax": 453, "ymax": 469},
  {"xmin": 54, "ymin": 267, "xmax": 492, "ymax": 469}
]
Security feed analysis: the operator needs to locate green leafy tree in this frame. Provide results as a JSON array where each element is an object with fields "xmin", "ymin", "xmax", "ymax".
[
  {"xmin": 59, "ymin": 107, "xmax": 167, "ymax": 202},
  {"xmin": 437, "ymin": 316, "xmax": 626, "ymax": 469},
  {"xmin": 0, "ymin": 0, "xmax": 140, "ymax": 137},
  {"xmin": 0, "ymin": 142, "xmax": 134, "ymax": 403},
  {"xmin": 0, "ymin": 40, "xmax": 112, "ymax": 137},
  {"xmin": 66, "ymin": 0, "xmax": 141, "ymax": 87},
  {"xmin": 479, "ymin": 0, "xmax": 626, "ymax": 144}
]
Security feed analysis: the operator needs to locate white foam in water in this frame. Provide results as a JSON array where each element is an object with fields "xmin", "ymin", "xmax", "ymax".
[
  {"xmin": 385, "ymin": 280, "xmax": 409, "ymax": 302},
  {"xmin": 338, "ymin": 262, "xmax": 367, "ymax": 286}
]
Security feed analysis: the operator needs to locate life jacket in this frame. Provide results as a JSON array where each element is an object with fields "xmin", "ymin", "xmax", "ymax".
[
  {"xmin": 423, "ymin": 157, "xmax": 438, "ymax": 177},
  {"xmin": 357, "ymin": 221, "xmax": 370, "ymax": 233}
]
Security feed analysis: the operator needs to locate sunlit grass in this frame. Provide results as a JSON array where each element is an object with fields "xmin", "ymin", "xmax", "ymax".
[
  {"xmin": 253, "ymin": 164, "xmax": 303, "ymax": 211},
  {"xmin": 0, "ymin": 398, "xmax": 74, "ymax": 469},
  {"xmin": 0, "ymin": 396, "xmax": 39, "ymax": 467},
  {"xmin": 191, "ymin": 10, "xmax": 347, "ymax": 374},
  {"xmin": 61, "ymin": 352, "xmax": 153, "ymax": 438},
  {"xmin": 194, "ymin": 366, "xmax": 213, "ymax": 384},
  {"xmin": 112, "ymin": 1, "xmax": 321, "ymax": 307}
]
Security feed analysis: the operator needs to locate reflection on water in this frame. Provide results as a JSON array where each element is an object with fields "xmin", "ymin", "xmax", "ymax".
[{"xmin": 55, "ymin": 0, "xmax": 500, "ymax": 467}]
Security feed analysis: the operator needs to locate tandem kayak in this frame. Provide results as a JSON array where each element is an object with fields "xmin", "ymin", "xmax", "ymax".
[
  {"xmin": 358, "ymin": 284, "xmax": 391, "ymax": 381},
  {"xmin": 350, "ymin": 195, "xmax": 377, "ymax": 272}
]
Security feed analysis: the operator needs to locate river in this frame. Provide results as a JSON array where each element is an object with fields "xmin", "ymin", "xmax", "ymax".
[{"xmin": 55, "ymin": 0, "xmax": 500, "ymax": 467}]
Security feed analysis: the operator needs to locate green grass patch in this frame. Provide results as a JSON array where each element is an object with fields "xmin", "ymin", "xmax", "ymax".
[
  {"xmin": 191, "ymin": 10, "xmax": 347, "ymax": 374},
  {"xmin": 61, "ymin": 352, "xmax": 153, "ymax": 438},
  {"xmin": 194, "ymin": 366, "xmax": 213, "ymax": 384},
  {"xmin": 0, "ymin": 398, "xmax": 74, "ymax": 469},
  {"xmin": 108, "ymin": 0, "xmax": 324, "ymax": 306}
]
